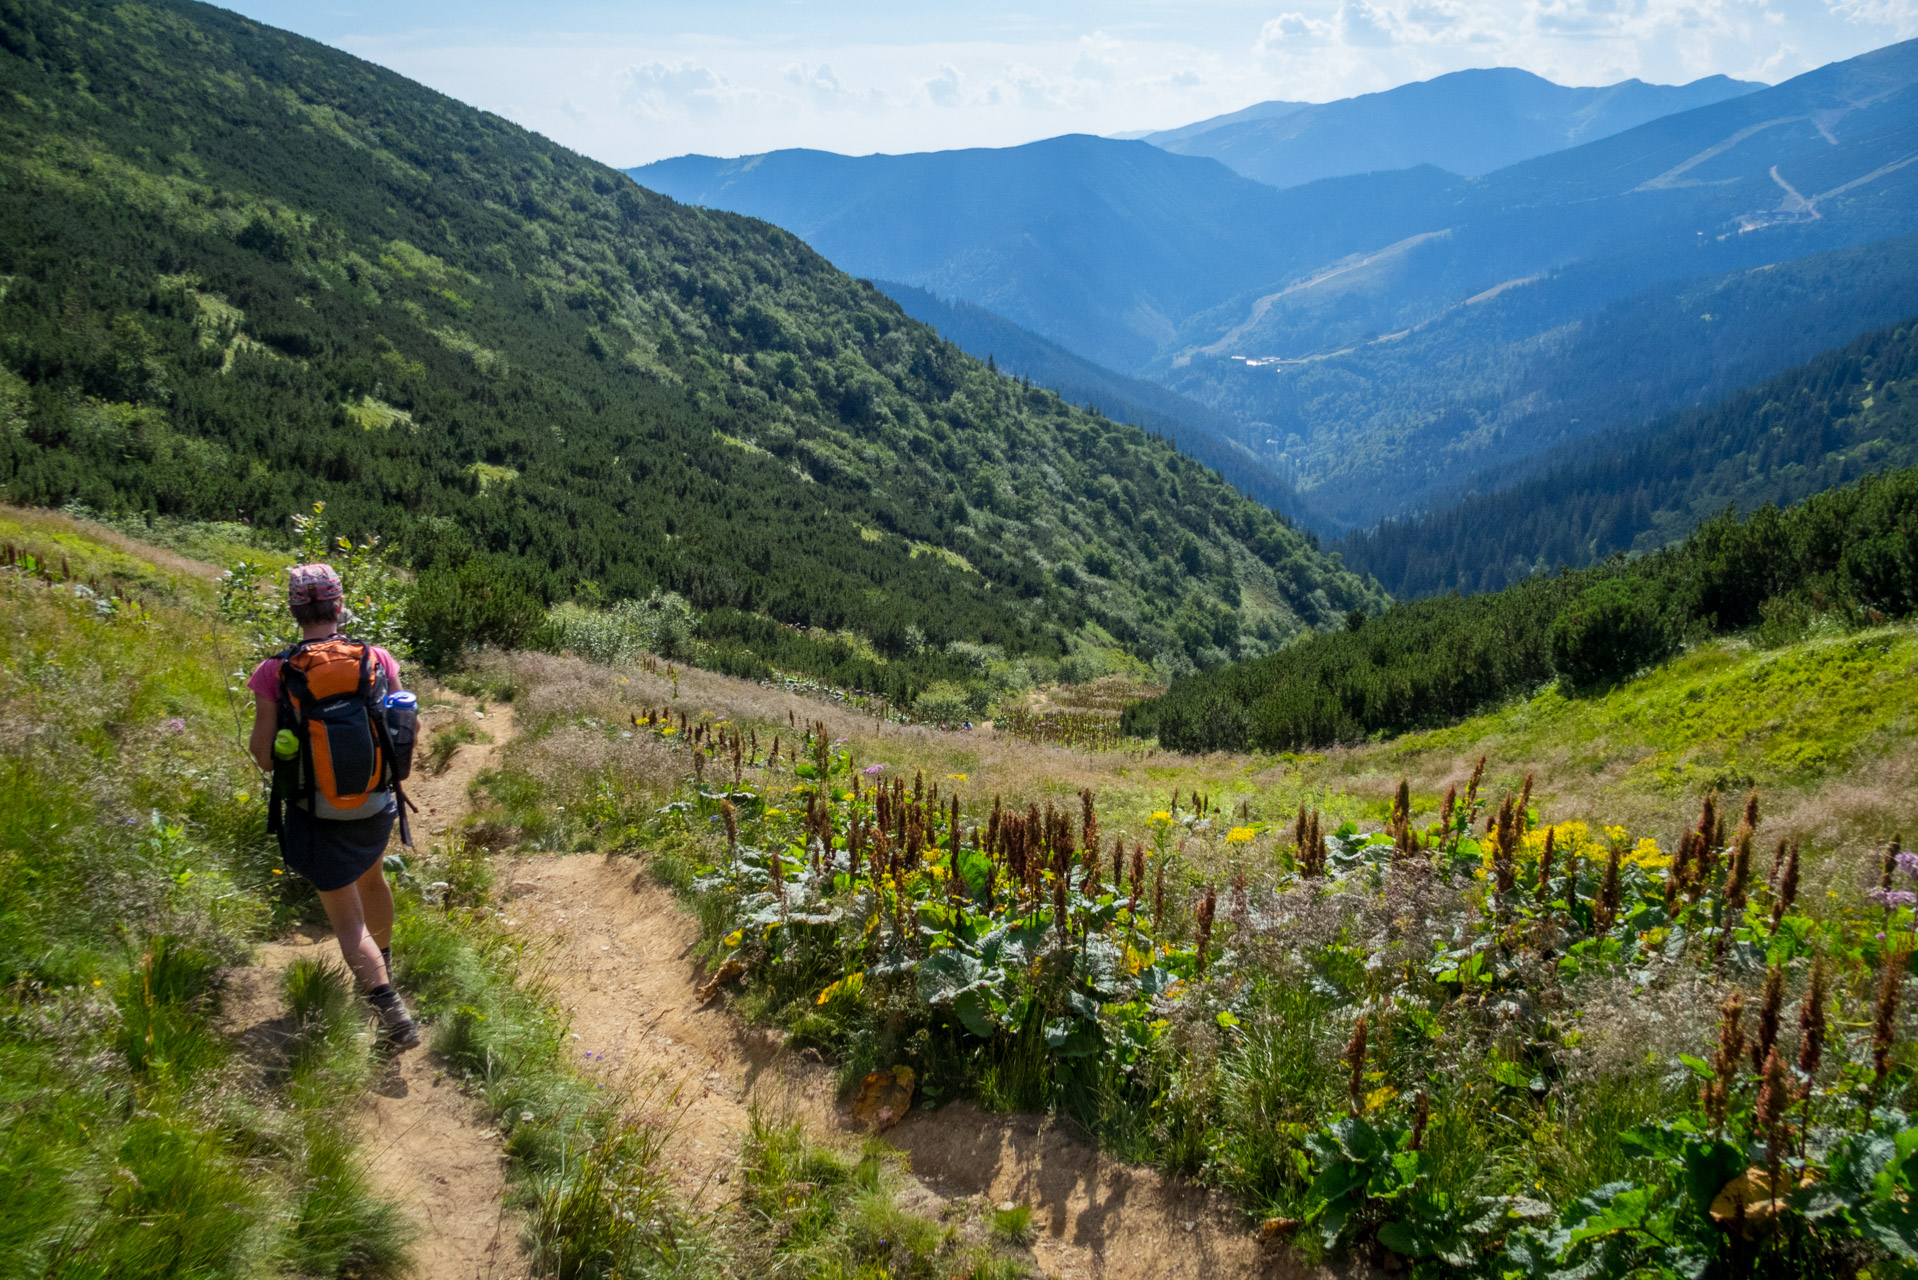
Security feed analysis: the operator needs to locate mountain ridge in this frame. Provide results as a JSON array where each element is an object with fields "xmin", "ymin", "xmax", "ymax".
[
  {"xmin": 0, "ymin": 0, "xmax": 1381, "ymax": 697},
  {"xmin": 1145, "ymin": 67, "xmax": 1763, "ymax": 188}
]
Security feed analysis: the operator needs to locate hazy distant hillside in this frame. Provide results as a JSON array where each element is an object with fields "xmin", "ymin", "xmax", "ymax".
[
  {"xmin": 630, "ymin": 139, "xmax": 1454, "ymax": 372},
  {"xmin": 1336, "ymin": 313, "xmax": 1918, "ymax": 598},
  {"xmin": 874, "ymin": 281, "xmax": 1328, "ymax": 528},
  {"xmin": 1167, "ymin": 232, "xmax": 1918, "ymax": 527},
  {"xmin": 1147, "ymin": 67, "xmax": 1760, "ymax": 188},
  {"xmin": 1154, "ymin": 39, "xmax": 1918, "ymax": 522},
  {"xmin": 634, "ymin": 40, "xmax": 1918, "ymax": 528}
]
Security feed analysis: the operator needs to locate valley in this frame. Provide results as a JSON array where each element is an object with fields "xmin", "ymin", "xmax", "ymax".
[
  {"xmin": 8, "ymin": 3, "xmax": 1918, "ymax": 1279},
  {"xmin": 637, "ymin": 39, "xmax": 1918, "ymax": 526}
]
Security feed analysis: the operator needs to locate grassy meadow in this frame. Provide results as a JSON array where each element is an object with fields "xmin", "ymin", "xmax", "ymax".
[
  {"xmin": 456, "ymin": 611, "xmax": 1918, "ymax": 1277},
  {"xmin": 11, "ymin": 501, "xmax": 1918, "ymax": 1278}
]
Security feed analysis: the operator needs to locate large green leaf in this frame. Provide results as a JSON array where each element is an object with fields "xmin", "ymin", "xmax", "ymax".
[{"xmin": 953, "ymin": 988, "xmax": 996, "ymax": 1038}]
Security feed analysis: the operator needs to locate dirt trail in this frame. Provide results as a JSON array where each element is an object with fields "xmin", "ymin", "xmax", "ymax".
[
  {"xmin": 224, "ymin": 681, "xmax": 1323, "ymax": 1279},
  {"xmin": 506, "ymin": 852, "xmax": 1327, "ymax": 1279},
  {"xmin": 222, "ymin": 692, "xmax": 530, "ymax": 1280}
]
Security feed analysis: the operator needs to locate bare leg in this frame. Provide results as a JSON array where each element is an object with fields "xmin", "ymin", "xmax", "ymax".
[
  {"xmin": 314, "ymin": 881, "xmax": 391, "ymax": 989},
  {"xmin": 356, "ymin": 859, "xmax": 396, "ymax": 952}
]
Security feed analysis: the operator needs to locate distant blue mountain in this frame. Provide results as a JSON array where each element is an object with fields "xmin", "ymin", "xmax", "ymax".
[
  {"xmin": 1146, "ymin": 67, "xmax": 1761, "ymax": 187},
  {"xmin": 631, "ymin": 39, "xmax": 1918, "ymax": 524},
  {"xmin": 1177, "ymin": 38, "xmax": 1918, "ymax": 361},
  {"xmin": 631, "ymin": 140, "xmax": 1453, "ymax": 371}
]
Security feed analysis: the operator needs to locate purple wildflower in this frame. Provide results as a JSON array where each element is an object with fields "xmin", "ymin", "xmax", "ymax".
[
  {"xmin": 164, "ymin": 718, "xmax": 186, "ymax": 736},
  {"xmin": 862, "ymin": 764, "xmax": 884, "ymax": 775},
  {"xmin": 1869, "ymin": 887, "xmax": 1918, "ymax": 908},
  {"xmin": 1897, "ymin": 851, "xmax": 1918, "ymax": 879}
]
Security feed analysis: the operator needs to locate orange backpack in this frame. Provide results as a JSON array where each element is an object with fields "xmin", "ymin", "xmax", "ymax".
[{"xmin": 269, "ymin": 636, "xmax": 413, "ymax": 844}]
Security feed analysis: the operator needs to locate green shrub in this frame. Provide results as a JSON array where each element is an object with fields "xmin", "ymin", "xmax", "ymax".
[
  {"xmin": 544, "ymin": 590, "xmax": 698, "ymax": 665},
  {"xmin": 1549, "ymin": 578, "xmax": 1673, "ymax": 689},
  {"xmin": 406, "ymin": 556, "xmax": 549, "ymax": 669},
  {"xmin": 911, "ymin": 680, "xmax": 973, "ymax": 723}
]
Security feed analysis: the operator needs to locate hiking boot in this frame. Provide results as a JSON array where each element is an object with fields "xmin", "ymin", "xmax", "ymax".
[{"xmin": 367, "ymin": 984, "xmax": 420, "ymax": 1049}]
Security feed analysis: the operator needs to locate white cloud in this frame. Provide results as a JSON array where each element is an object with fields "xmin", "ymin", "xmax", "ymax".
[
  {"xmin": 295, "ymin": 0, "xmax": 1903, "ymax": 167},
  {"xmin": 1340, "ymin": 0, "xmax": 1401, "ymax": 46},
  {"xmin": 1827, "ymin": 0, "xmax": 1918, "ymax": 37},
  {"xmin": 924, "ymin": 63, "xmax": 966, "ymax": 108},
  {"xmin": 1258, "ymin": 12, "xmax": 1340, "ymax": 47},
  {"xmin": 618, "ymin": 60, "xmax": 763, "ymax": 121}
]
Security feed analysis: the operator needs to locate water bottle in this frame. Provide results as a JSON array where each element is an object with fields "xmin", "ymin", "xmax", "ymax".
[{"xmin": 383, "ymin": 691, "xmax": 418, "ymax": 781}]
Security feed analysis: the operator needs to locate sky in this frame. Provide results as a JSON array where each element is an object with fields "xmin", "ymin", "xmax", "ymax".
[{"xmin": 220, "ymin": 0, "xmax": 1917, "ymax": 166}]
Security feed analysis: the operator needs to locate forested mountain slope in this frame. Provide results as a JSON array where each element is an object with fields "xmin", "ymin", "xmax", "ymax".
[
  {"xmin": 1127, "ymin": 459, "xmax": 1918, "ymax": 752},
  {"xmin": 0, "ymin": 0, "xmax": 1378, "ymax": 697},
  {"xmin": 874, "ymin": 281, "xmax": 1329, "ymax": 528},
  {"xmin": 1171, "ymin": 231, "xmax": 1918, "ymax": 527},
  {"xmin": 1146, "ymin": 67, "xmax": 1759, "ymax": 188},
  {"xmin": 1337, "ymin": 314, "xmax": 1918, "ymax": 597}
]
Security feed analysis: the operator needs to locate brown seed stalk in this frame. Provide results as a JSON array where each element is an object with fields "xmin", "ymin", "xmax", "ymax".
[
  {"xmin": 1194, "ymin": 885, "xmax": 1217, "ymax": 975},
  {"xmin": 1874, "ymin": 948, "xmax": 1906, "ymax": 1088},
  {"xmin": 1754, "ymin": 1045, "xmax": 1791, "ymax": 1188},
  {"xmin": 1345, "ymin": 1014, "xmax": 1369, "ymax": 1117},
  {"xmin": 1493, "ymin": 797, "xmax": 1518, "ymax": 898},
  {"xmin": 1770, "ymin": 841, "xmax": 1801, "ymax": 930},
  {"xmin": 1704, "ymin": 993, "xmax": 1744, "ymax": 1130},
  {"xmin": 1536, "ymin": 828, "xmax": 1556, "ymax": 906},
  {"xmin": 1594, "ymin": 839, "xmax": 1624, "ymax": 933},
  {"xmin": 1752, "ymin": 964, "xmax": 1785, "ymax": 1075},
  {"xmin": 1796, "ymin": 960, "xmax": 1828, "ymax": 1096}
]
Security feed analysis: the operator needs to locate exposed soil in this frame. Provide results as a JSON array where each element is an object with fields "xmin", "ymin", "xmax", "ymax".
[
  {"xmin": 224, "ymin": 682, "xmax": 1333, "ymax": 1280},
  {"xmin": 220, "ymin": 692, "xmax": 531, "ymax": 1280},
  {"xmin": 503, "ymin": 852, "xmax": 1337, "ymax": 1279}
]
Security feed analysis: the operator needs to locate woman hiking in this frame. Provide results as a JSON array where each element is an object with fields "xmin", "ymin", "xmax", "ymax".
[{"xmin": 247, "ymin": 563, "xmax": 420, "ymax": 1048}]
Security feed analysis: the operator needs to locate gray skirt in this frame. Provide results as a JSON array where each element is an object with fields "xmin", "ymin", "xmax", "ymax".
[{"xmin": 278, "ymin": 796, "xmax": 396, "ymax": 891}]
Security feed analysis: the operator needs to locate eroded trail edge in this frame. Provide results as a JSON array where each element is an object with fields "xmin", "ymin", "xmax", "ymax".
[{"xmin": 506, "ymin": 852, "xmax": 1323, "ymax": 1280}]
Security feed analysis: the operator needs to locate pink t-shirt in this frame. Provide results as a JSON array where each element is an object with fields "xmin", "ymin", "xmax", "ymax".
[{"xmin": 248, "ymin": 641, "xmax": 402, "ymax": 702}]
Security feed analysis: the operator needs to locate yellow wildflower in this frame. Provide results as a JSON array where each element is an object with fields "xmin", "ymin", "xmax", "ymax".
[
  {"xmin": 723, "ymin": 929, "xmax": 743, "ymax": 947},
  {"xmin": 947, "ymin": 773, "xmax": 969, "ymax": 782},
  {"xmin": 1150, "ymin": 810, "xmax": 1173, "ymax": 825},
  {"xmin": 1628, "ymin": 837, "xmax": 1668, "ymax": 869},
  {"xmin": 1225, "ymin": 826, "xmax": 1256, "ymax": 844}
]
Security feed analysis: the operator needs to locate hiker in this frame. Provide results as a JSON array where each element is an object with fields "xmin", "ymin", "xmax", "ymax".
[{"xmin": 248, "ymin": 563, "xmax": 420, "ymax": 1048}]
